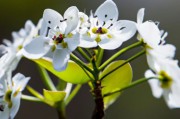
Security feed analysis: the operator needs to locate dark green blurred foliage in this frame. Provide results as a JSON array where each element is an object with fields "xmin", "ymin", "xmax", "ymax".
[{"xmin": 0, "ymin": 0, "xmax": 180, "ymax": 119}]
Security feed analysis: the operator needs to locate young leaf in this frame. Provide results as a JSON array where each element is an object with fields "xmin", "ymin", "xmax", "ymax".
[
  {"xmin": 100, "ymin": 60, "xmax": 133, "ymax": 109},
  {"xmin": 33, "ymin": 58, "xmax": 91, "ymax": 84}
]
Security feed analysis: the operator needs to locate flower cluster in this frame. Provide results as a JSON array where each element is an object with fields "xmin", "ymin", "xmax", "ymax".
[
  {"xmin": 137, "ymin": 9, "xmax": 180, "ymax": 109},
  {"xmin": 0, "ymin": 0, "xmax": 180, "ymax": 118}
]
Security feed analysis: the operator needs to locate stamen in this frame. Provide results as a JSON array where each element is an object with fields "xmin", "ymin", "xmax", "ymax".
[
  {"xmin": 120, "ymin": 27, "xmax": 126, "ymax": 30},
  {"xmin": 102, "ymin": 21, "xmax": 106, "ymax": 26},
  {"xmin": 46, "ymin": 27, "xmax": 51, "ymax": 37}
]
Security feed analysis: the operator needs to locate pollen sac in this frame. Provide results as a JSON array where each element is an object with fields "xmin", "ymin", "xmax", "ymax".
[{"xmin": 92, "ymin": 27, "xmax": 107, "ymax": 34}]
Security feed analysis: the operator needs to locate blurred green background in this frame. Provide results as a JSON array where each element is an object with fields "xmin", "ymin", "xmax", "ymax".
[{"xmin": 0, "ymin": 0, "xmax": 180, "ymax": 119}]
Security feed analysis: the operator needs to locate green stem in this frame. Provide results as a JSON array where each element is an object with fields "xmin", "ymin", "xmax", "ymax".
[
  {"xmin": 26, "ymin": 86, "xmax": 44, "ymax": 100},
  {"xmin": 104, "ymin": 77, "xmax": 156, "ymax": 97},
  {"xmin": 99, "ymin": 41, "xmax": 143, "ymax": 70},
  {"xmin": 96, "ymin": 47, "xmax": 104, "ymax": 67},
  {"xmin": 65, "ymin": 84, "xmax": 82, "ymax": 105},
  {"xmin": 70, "ymin": 54, "xmax": 93, "ymax": 74},
  {"xmin": 100, "ymin": 49, "xmax": 146, "ymax": 81},
  {"xmin": 21, "ymin": 94, "xmax": 42, "ymax": 102},
  {"xmin": 37, "ymin": 65, "xmax": 57, "ymax": 91},
  {"xmin": 77, "ymin": 47, "xmax": 91, "ymax": 62}
]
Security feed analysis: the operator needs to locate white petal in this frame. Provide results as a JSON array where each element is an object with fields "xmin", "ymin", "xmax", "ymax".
[
  {"xmin": 22, "ymin": 37, "xmax": 51, "ymax": 59},
  {"xmin": 138, "ymin": 21, "xmax": 161, "ymax": 48},
  {"xmin": 64, "ymin": 6, "xmax": 79, "ymax": 34},
  {"xmin": 41, "ymin": 9, "xmax": 63, "ymax": 36},
  {"xmin": 158, "ymin": 44, "xmax": 176, "ymax": 58},
  {"xmin": 79, "ymin": 34, "xmax": 97, "ymax": 48},
  {"xmin": 94, "ymin": 0, "xmax": 118, "ymax": 23},
  {"xmin": 0, "ymin": 105, "xmax": 10, "ymax": 119},
  {"xmin": 12, "ymin": 73, "xmax": 30, "ymax": 92},
  {"xmin": 137, "ymin": 8, "xmax": 145, "ymax": 24},
  {"xmin": 165, "ymin": 82, "xmax": 180, "ymax": 108},
  {"xmin": 65, "ymin": 33, "xmax": 80, "ymax": 51},
  {"xmin": 98, "ymin": 36, "xmax": 122, "ymax": 50},
  {"xmin": 53, "ymin": 49, "xmax": 70, "ymax": 71},
  {"xmin": 112, "ymin": 20, "xmax": 137, "ymax": 42},
  {"xmin": 145, "ymin": 70, "xmax": 163, "ymax": 98},
  {"xmin": 10, "ymin": 93, "xmax": 21, "ymax": 119}
]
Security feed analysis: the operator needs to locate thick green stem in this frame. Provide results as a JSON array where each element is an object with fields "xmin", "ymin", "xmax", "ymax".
[
  {"xmin": 104, "ymin": 77, "xmax": 156, "ymax": 97},
  {"xmin": 65, "ymin": 84, "xmax": 82, "ymax": 105},
  {"xmin": 100, "ymin": 49, "xmax": 146, "ymax": 81},
  {"xmin": 99, "ymin": 41, "xmax": 143, "ymax": 70},
  {"xmin": 37, "ymin": 65, "xmax": 57, "ymax": 91},
  {"xmin": 96, "ymin": 48, "xmax": 104, "ymax": 67}
]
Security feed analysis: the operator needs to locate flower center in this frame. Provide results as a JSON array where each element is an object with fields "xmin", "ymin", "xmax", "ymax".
[
  {"xmin": 92, "ymin": 27, "xmax": 107, "ymax": 34},
  {"xmin": 4, "ymin": 90, "xmax": 13, "ymax": 108},
  {"xmin": 53, "ymin": 34, "xmax": 64, "ymax": 44},
  {"xmin": 159, "ymin": 71, "xmax": 173, "ymax": 89}
]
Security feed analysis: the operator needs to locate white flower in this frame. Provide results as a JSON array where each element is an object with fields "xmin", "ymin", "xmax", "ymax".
[
  {"xmin": 0, "ymin": 73, "xmax": 30, "ymax": 119},
  {"xmin": 136, "ymin": 8, "xmax": 168, "ymax": 48},
  {"xmin": 79, "ymin": 0, "xmax": 136, "ymax": 50},
  {"xmin": 146, "ymin": 43, "xmax": 176, "ymax": 72},
  {"xmin": 22, "ymin": 7, "xmax": 80, "ymax": 71},
  {"xmin": 0, "ymin": 20, "xmax": 42, "ymax": 79},
  {"xmin": 145, "ymin": 59, "xmax": 180, "ymax": 108}
]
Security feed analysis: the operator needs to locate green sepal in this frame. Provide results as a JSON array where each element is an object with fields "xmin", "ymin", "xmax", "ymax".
[
  {"xmin": 33, "ymin": 58, "xmax": 90, "ymax": 84},
  {"xmin": 43, "ymin": 89, "xmax": 66, "ymax": 107},
  {"xmin": 100, "ymin": 60, "xmax": 133, "ymax": 109}
]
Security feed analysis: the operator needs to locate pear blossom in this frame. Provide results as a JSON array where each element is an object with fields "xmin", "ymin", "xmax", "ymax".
[
  {"xmin": 0, "ymin": 73, "xmax": 30, "ymax": 119},
  {"xmin": 22, "ymin": 7, "xmax": 80, "ymax": 71},
  {"xmin": 146, "ymin": 43, "xmax": 176, "ymax": 72},
  {"xmin": 145, "ymin": 59, "xmax": 180, "ymax": 108},
  {"xmin": 79, "ymin": 0, "xmax": 136, "ymax": 50},
  {"xmin": 136, "ymin": 8, "xmax": 168, "ymax": 48},
  {"xmin": 0, "ymin": 20, "xmax": 42, "ymax": 79}
]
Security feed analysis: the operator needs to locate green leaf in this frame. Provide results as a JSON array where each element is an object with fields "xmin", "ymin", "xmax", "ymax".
[
  {"xmin": 33, "ymin": 58, "xmax": 90, "ymax": 84},
  {"xmin": 43, "ymin": 89, "xmax": 66, "ymax": 106},
  {"xmin": 100, "ymin": 60, "xmax": 133, "ymax": 109}
]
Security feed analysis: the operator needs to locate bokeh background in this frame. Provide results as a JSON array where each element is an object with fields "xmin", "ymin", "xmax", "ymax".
[{"xmin": 0, "ymin": 0, "xmax": 180, "ymax": 119}]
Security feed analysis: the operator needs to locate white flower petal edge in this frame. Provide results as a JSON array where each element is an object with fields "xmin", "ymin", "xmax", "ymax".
[
  {"xmin": 94, "ymin": 0, "xmax": 118, "ymax": 24},
  {"xmin": 22, "ymin": 37, "xmax": 51, "ymax": 59},
  {"xmin": 53, "ymin": 49, "xmax": 70, "ymax": 71},
  {"xmin": 145, "ymin": 70, "xmax": 163, "ymax": 98},
  {"xmin": 64, "ymin": 6, "xmax": 79, "ymax": 34},
  {"xmin": 137, "ymin": 8, "xmax": 145, "ymax": 24}
]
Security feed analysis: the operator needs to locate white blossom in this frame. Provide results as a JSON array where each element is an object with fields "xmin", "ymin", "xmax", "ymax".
[
  {"xmin": 0, "ymin": 73, "xmax": 30, "ymax": 119},
  {"xmin": 136, "ymin": 8, "xmax": 168, "ymax": 49},
  {"xmin": 22, "ymin": 7, "xmax": 80, "ymax": 71},
  {"xmin": 145, "ymin": 59, "xmax": 180, "ymax": 108},
  {"xmin": 79, "ymin": 0, "xmax": 136, "ymax": 50}
]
